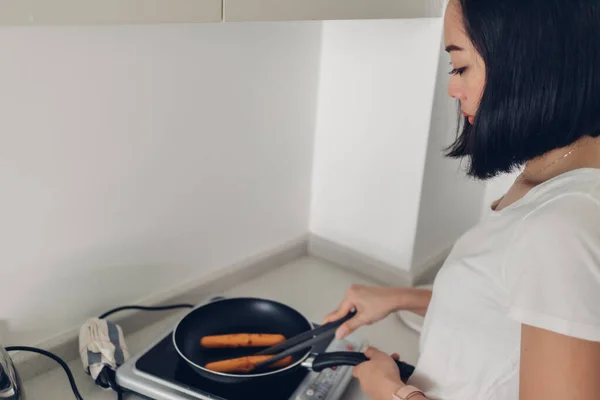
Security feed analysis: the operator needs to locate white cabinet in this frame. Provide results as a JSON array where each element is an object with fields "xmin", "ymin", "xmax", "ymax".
[
  {"xmin": 0, "ymin": 0, "xmax": 222, "ymax": 25},
  {"xmin": 223, "ymin": 0, "xmax": 445, "ymax": 22},
  {"xmin": 0, "ymin": 1, "xmax": 33, "ymax": 24},
  {"xmin": 0, "ymin": 0, "xmax": 445, "ymax": 25}
]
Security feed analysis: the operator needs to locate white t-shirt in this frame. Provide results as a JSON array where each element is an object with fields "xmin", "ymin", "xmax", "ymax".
[{"xmin": 408, "ymin": 168, "xmax": 600, "ymax": 400}]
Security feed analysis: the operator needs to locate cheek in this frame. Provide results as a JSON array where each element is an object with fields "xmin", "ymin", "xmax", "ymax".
[
  {"xmin": 470, "ymin": 64, "xmax": 486, "ymax": 105},
  {"xmin": 466, "ymin": 80, "xmax": 485, "ymax": 109},
  {"xmin": 477, "ymin": 79, "xmax": 485, "ymax": 101},
  {"xmin": 465, "ymin": 82, "xmax": 478, "ymax": 101}
]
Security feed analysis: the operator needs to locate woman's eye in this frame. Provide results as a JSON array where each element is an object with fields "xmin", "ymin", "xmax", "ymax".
[{"xmin": 449, "ymin": 66, "xmax": 467, "ymax": 76}]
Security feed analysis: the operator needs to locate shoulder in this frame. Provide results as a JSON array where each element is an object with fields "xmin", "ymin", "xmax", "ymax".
[
  {"xmin": 499, "ymin": 171, "xmax": 600, "ymax": 270},
  {"xmin": 516, "ymin": 168, "xmax": 600, "ymax": 237},
  {"xmin": 520, "ymin": 191, "xmax": 600, "ymax": 235},
  {"xmin": 505, "ymin": 190, "xmax": 600, "ymax": 276},
  {"xmin": 504, "ymin": 185, "xmax": 600, "ymax": 342}
]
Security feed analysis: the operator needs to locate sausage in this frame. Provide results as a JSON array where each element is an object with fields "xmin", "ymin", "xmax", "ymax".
[
  {"xmin": 204, "ymin": 355, "xmax": 294, "ymax": 373},
  {"xmin": 200, "ymin": 333, "xmax": 286, "ymax": 348}
]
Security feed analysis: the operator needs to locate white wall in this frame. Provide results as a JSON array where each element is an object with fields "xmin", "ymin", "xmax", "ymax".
[
  {"xmin": 411, "ymin": 37, "xmax": 486, "ymax": 271},
  {"xmin": 310, "ymin": 19, "xmax": 444, "ymax": 270},
  {"xmin": 0, "ymin": 21, "xmax": 322, "ymax": 346}
]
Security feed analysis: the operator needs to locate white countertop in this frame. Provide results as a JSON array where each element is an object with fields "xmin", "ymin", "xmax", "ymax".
[{"xmin": 19, "ymin": 256, "xmax": 421, "ymax": 400}]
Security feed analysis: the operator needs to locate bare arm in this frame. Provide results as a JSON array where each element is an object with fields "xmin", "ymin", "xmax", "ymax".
[
  {"xmin": 392, "ymin": 288, "xmax": 432, "ymax": 317},
  {"xmin": 520, "ymin": 323, "xmax": 600, "ymax": 400},
  {"xmin": 324, "ymin": 285, "xmax": 433, "ymax": 339}
]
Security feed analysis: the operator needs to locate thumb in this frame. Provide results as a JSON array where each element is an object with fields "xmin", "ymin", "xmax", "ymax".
[
  {"xmin": 335, "ymin": 315, "xmax": 364, "ymax": 339},
  {"xmin": 363, "ymin": 345, "xmax": 382, "ymax": 359}
]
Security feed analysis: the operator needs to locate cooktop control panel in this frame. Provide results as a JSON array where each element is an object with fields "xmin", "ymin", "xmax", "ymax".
[{"xmin": 294, "ymin": 337, "xmax": 363, "ymax": 400}]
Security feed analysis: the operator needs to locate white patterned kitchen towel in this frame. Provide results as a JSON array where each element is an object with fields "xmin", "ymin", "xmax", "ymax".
[{"xmin": 79, "ymin": 318, "xmax": 130, "ymax": 380}]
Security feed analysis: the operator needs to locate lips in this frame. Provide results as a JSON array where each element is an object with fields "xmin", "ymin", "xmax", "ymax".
[{"xmin": 462, "ymin": 111, "xmax": 475, "ymax": 125}]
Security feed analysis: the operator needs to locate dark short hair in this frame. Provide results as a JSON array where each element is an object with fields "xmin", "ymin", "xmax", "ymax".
[{"xmin": 445, "ymin": 0, "xmax": 600, "ymax": 180}]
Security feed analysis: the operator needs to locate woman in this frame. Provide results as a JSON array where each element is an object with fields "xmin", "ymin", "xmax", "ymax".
[{"xmin": 324, "ymin": 0, "xmax": 600, "ymax": 399}]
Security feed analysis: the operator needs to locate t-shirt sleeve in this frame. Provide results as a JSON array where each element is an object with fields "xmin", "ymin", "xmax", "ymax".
[{"xmin": 505, "ymin": 194, "xmax": 600, "ymax": 342}]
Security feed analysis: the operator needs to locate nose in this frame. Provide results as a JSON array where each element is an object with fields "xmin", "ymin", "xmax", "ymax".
[{"xmin": 447, "ymin": 80, "xmax": 465, "ymax": 101}]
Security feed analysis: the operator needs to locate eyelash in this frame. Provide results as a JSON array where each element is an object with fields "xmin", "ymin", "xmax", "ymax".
[{"xmin": 449, "ymin": 66, "xmax": 467, "ymax": 76}]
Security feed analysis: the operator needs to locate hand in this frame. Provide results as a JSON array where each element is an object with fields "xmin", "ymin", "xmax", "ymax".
[
  {"xmin": 323, "ymin": 284, "xmax": 400, "ymax": 339},
  {"xmin": 352, "ymin": 346, "xmax": 405, "ymax": 400}
]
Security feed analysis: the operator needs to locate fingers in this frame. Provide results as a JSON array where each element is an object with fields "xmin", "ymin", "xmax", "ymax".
[
  {"xmin": 323, "ymin": 284, "xmax": 363, "ymax": 324},
  {"xmin": 335, "ymin": 314, "xmax": 364, "ymax": 339},
  {"xmin": 363, "ymin": 346, "xmax": 378, "ymax": 358},
  {"xmin": 353, "ymin": 347, "xmax": 400, "ymax": 379},
  {"xmin": 322, "ymin": 299, "xmax": 353, "ymax": 324},
  {"xmin": 363, "ymin": 346, "xmax": 400, "ymax": 360}
]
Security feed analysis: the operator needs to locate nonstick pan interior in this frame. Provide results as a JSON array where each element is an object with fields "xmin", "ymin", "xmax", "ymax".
[{"xmin": 173, "ymin": 297, "xmax": 313, "ymax": 377}]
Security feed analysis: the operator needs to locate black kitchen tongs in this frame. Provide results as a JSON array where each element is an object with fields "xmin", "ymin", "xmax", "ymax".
[
  {"xmin": 252, "ymin": 309, "xmax": 357, "ymax": 369},
  {"xmin": 252, "ymin": 309, "xmax": 416, "ymax": 383}
]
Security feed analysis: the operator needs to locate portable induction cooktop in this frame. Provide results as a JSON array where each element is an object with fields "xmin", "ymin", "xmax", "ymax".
[{"xmin": 116, "ymin": 296, "xmax": 367, "ymax": 400}]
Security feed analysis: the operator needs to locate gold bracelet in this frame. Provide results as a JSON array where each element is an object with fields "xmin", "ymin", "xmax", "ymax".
[{"xmin": 392, "ymin": 385, "xmax": 425, "ymax": 400}]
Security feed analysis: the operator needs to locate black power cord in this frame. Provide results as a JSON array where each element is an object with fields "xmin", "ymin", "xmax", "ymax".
[
  {"xmin": 6, "ymin": 303, "xmax": 194, "ymax": 399},
  {"xmin": 5, "ymin": 346, "xmax": 85, "ymax": 400},
  {"xmin": 99, "ymin": 304, "xmax": 195, "ymax": 319}
]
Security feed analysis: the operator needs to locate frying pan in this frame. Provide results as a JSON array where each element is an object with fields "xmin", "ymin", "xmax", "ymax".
[{"xmin": 172, "ymin": 297, "xmax": 415, "ymax": 384}]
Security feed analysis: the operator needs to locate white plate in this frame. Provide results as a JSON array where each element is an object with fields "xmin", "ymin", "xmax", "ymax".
[{"xmin": 395, "ymin": 284, "xmax": 433, "ymax": 334}]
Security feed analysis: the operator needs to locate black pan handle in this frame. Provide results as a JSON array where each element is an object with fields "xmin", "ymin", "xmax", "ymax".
[{"xmin": 310, "ymin": 352, "xmax": 415, "ymax": 383}]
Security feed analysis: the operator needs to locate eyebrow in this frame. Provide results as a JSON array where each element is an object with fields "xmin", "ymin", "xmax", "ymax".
[{"xmin": 445, "ymin": 44, "xmax": 464, "ymax": 53}]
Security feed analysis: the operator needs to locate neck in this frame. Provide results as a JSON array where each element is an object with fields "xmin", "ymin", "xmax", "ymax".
[{"xmin": 521, "ymin": 136, "xmax": 600, "ymax": 184}]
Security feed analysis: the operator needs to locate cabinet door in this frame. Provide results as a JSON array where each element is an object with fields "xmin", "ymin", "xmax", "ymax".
[
  {"xmin": 223, "ymin": 0, "xmax": 443, "ymax": 22},
  {"xmin": 27, "ymin": 0, "xmax": 222, "ymax": 24},
  {"xmin": 0, "ymin": 1, "xmax": 33, "ymax": 24}
]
